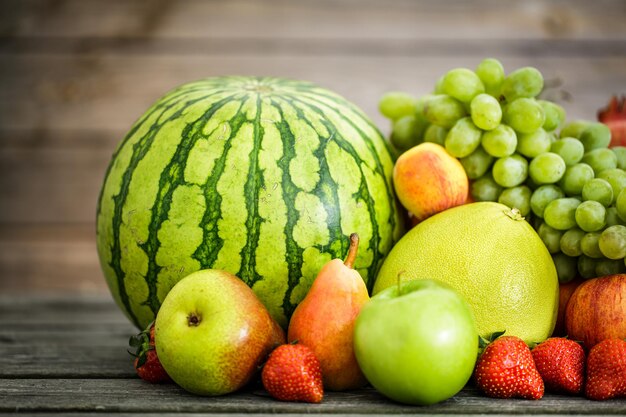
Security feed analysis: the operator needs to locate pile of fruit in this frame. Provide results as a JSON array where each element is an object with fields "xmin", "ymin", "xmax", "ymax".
[
  {"xmin": 380, "ymin": 59, "xmax": 626, "ymax": 284},
  {"xmin": 95, "ymin": 70, "xmax": 626, "ymax": 406}
]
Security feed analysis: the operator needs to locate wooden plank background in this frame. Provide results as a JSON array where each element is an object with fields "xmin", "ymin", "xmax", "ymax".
[{"xmin": 1, "ymin": 0, "xmax": 625, "ymax": 295}]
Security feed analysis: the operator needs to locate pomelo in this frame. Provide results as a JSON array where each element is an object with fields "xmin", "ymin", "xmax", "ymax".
[{"xmin": 373, "ymin": 201, "xmax": 558, "ymax": 343}]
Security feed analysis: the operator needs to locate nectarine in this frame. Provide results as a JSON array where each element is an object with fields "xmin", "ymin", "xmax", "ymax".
[{"xmin": 393, "ymin": 142, "xmax": 468, "ymax": 222}]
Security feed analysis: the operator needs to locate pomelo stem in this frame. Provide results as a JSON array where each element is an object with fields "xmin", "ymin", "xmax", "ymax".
[
  {"xmin": 505, "ymin": 207, "xmax": 524, "ymax": 221},
  {"xmin": 344, "ymin": 233, "xmax": 359, "ymax": 268}
]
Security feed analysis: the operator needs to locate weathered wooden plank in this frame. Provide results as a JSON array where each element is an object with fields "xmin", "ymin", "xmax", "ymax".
[
  {"xmin": 1, "ymin": 55, "xmax": 625, "ymax": 132},
  {"xmin": 0, "ymin": 344, "xmax": 136, "ymax": 378},
  {"xmin": 1, "ymin": 379, "xmax": 625, "ymax": 414},
  {"xmin": 2, "ymin": 0, "xmax": 626, "ymax": 40},
  {"xmin": 3, "ymin": 38, "xmax": 626, "ymax": 57},
  {"xmin": 0, "ymin": 226, "xmax": 108, "ymax": 294},
  {"xmin": 0, "ymin": 327, "xmax": 136, "ymax": 377},
  {"xmin": 9, "ymin": 411, "xmax": 620, "ymax": 417},
  {"xmin": 4, "ymin": 411, "xmax": 624, "ymax": 417},
  {"xmin": 0, "ymin": 294, "xmax": 127, "ymax": 324},
  {"xmin": 0, "ymin": 144, "xmax": 112, "ymax": 223},
  {"xmin": 0, "ymin": 295, "xmax": 136, "ymax": 377}
]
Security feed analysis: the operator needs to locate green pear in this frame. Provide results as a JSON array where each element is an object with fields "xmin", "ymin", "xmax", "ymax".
[{"xmin": 155, "ymin": 269, "xmax": 285, "ymax": 395}]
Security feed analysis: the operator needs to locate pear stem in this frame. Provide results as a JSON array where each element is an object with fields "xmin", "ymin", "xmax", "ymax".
[{"xmin": 343, "ymin": 233, "xmax": 359, "ymax": 269}]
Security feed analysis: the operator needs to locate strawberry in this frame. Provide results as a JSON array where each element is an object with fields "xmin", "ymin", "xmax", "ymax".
[
  {"xmin": 128, "ymin": 322, "xmax": 171, "ymax": 383},
  {"xmin": 261, "ymin": 343, "xmax": 324, "ymax": 403},
  {"xmin": 531, "ymin": 337, "xmax": 585, "ymax": 395},
  {"xmin": 585, "ymin": 338, "xmax": 626, "ymax": 401},
  {"xmin": 474, "ymin": 335, "xmax": 544, "ymax": 400}
]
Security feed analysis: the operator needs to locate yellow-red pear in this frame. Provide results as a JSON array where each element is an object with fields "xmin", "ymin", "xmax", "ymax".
[{"xmin": 287, "ymin": 233, "xmax": 368, "ymax": 391}]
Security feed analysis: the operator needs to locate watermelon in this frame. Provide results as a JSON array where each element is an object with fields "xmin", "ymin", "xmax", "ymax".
[{"xmin": 96, "ymin": 76, "xmax": 403, "ymax": 329}]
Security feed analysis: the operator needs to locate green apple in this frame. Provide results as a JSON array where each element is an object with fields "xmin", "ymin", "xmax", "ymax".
[
  {"xmin": 354, "ymin": 279, "xmax": 478, "ymax": 405},
  {"xmin": 155, "ymin": 269, "xmax": 285, "ymax": 395}
]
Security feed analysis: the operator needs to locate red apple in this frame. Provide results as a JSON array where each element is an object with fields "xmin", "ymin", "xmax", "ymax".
[
  {"xmin": 598, "ymin": 96, "xmax": 626, "ymax": 147},
  {"xmin": 565, "ymin": 274, "xmax": 626, "ymax": 349},
  {"xmin": 552, "ymin": 278, "xmax": 583, "ymax": 337}
]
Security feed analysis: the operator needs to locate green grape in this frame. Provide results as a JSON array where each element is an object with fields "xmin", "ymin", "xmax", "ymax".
[
  {"xmin": 539, "ymin": 100, "xmax": 565, "ymax": 132},
  {"xmin": 470, "ymin": 174, "xmax": 503, "ymax": 202},
  {"xmin": 423, "ymin": 124, "xmax": 448, "ymax": 146},
  {"xmin": 390, "ymin": 115, "xmax": 425, "ymax": 151},
  {"xmin": 444, "ymin": 117, "xmax": 482, "ymax": 158},
  {"xmin": 475, "ymin": 58, "xmax": 505, "ymax": 97},
  {"xmin": 524, "ymin": 174, "xmax": 541, "ymax": 191},
  {"xmin": 599, "ymin": 225, "xmax": 626, "ymax": 259},
  {"xmin": 582, "ymin": 178, "xmax": 614, "ymax": 207},
  {"xmin": 529, "ymin": 152, "xmax": 566, "ymax": 185},
  {"xmin": 481, "ymin": 124, "xmax": 517, "ymax": 157},
  {"xmin": 612, "ymin": 146, "xmax": 626, "ymax": 170},
  {"xmin": 597, "ymin": 168, "xmax": 626, "ymax": 203},
  {"xmin": 552, "ymin": 253, "xmax": 578, "ymax": 283},
  {"xmin": 560, "ymin": 120, "xmax": 589, "ymax": 139},
  {"xmin": 550, "ymin": 137, "xmax": 585, "ymax": 166},
  {"xmin": 412, "ymin": 95, "xmax": 434, "ymax": 126},
  {"xmin": 543, "ymin": 197, "xmax": 580, "ymax": 230},
  {"xmin": 460, "ymin": 146, "xmax": 494, "ymax": 179},
  {"xmin": 516, "ymin": 128, "xmax": 552, "ymax": 158},
  {"xmin": 575, "ymin": 200, "xmax": 606, "ymax": 232},
  {"xmin": 595, "ymin": 258, "xmax": 626, "ymax": 276},
  {"xmin": 577, "ymin": 255, "xmax": 598, "ymax": 279},
  {"xmin": 492, "ymin": 154, "xmax": 528, "ymax": 187},
  {"xmin": 500, "ymin": 67, "xmax": 544, "ymax": 101},
  {"xmin": 423, "ymin": 95, "xmax": 467, "ymax": 129},
  {"xmin": 560, "ymin": 227, "xmax": 585, "ymax": 257},
  {"xmin": 470, "ymin": 94, "xmax": 502, "ymax": 130},
  {"xmin": 581, "ymin": 232, "xmax": 603, "ymax": 258},
  {"xmin": 538, "ymin": 222, "xmax": 563, "ymax": 254},
  {"xmin": 379, "ymin": 92, "xmax": 417, "ymax": 120},
  {"xmin": 441, "ymin": 68, "xmax": 485, "ymax": 103},
  {"xmin": 504, "ymin": 98, "xmax": 545, "ymax": 134},
  {"xmin": 616, "ymin": 188, "xmax": 626, "ymax": 221},
  {"xmin": 558, "ymin": 163, "xmax": 595, "ymax": 196},
  {"xmin": 579, "ymin": 122, "xmax": 611, "ymax": 151},
  {"xmin": 530, "ymin": 184, "xmax": 565, "ymax": 217},
  {"xmin": 530, "ymin": 214, "xmax": 544, "ymax": 230},
  {"xmin": 606, "ymin": 206, "xmax": 623, "ymax": 227},
  {"xmin": 415, "ymin": 94, "xmax": 433, "ymax": 113},
  {"xmin": 582, "ymin": 148, "xmax": 618, "ymax": 175},
  {"xmin": 498, "ymin": 185, "xmax": 532, "ymax": 216},
  {"xmin": 412, "ymin": 116, "xmax": 429, "ymax": 143}
]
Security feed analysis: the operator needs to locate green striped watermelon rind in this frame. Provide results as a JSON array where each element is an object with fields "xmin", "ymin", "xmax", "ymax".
[{"xmin": 96, "ymin": 76, "xmax": 404, "ymax": 329}]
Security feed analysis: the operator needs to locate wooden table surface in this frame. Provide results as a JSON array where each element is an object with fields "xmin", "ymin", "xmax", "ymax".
[
  {"xmin": 1, "ymin": 295, "xmax": 625, "ymax": 416},
  {"xmin": 1, "ymin": 1, "xmax": 626, "ymax": 415}
]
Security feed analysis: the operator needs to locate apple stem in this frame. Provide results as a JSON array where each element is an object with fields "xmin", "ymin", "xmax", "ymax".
[
  {"xmin": 343, "ymin": 233, "xmax": 359, "ymax": 269},
  {"xmin": 396, "ymin": 270, "xmax": 407, "ymax": 295}
]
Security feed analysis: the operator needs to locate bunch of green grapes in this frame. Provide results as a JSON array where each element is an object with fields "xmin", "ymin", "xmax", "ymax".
[{"xmin": 379, "ymin": 58, "xmax": 626, "ymax": 283}]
